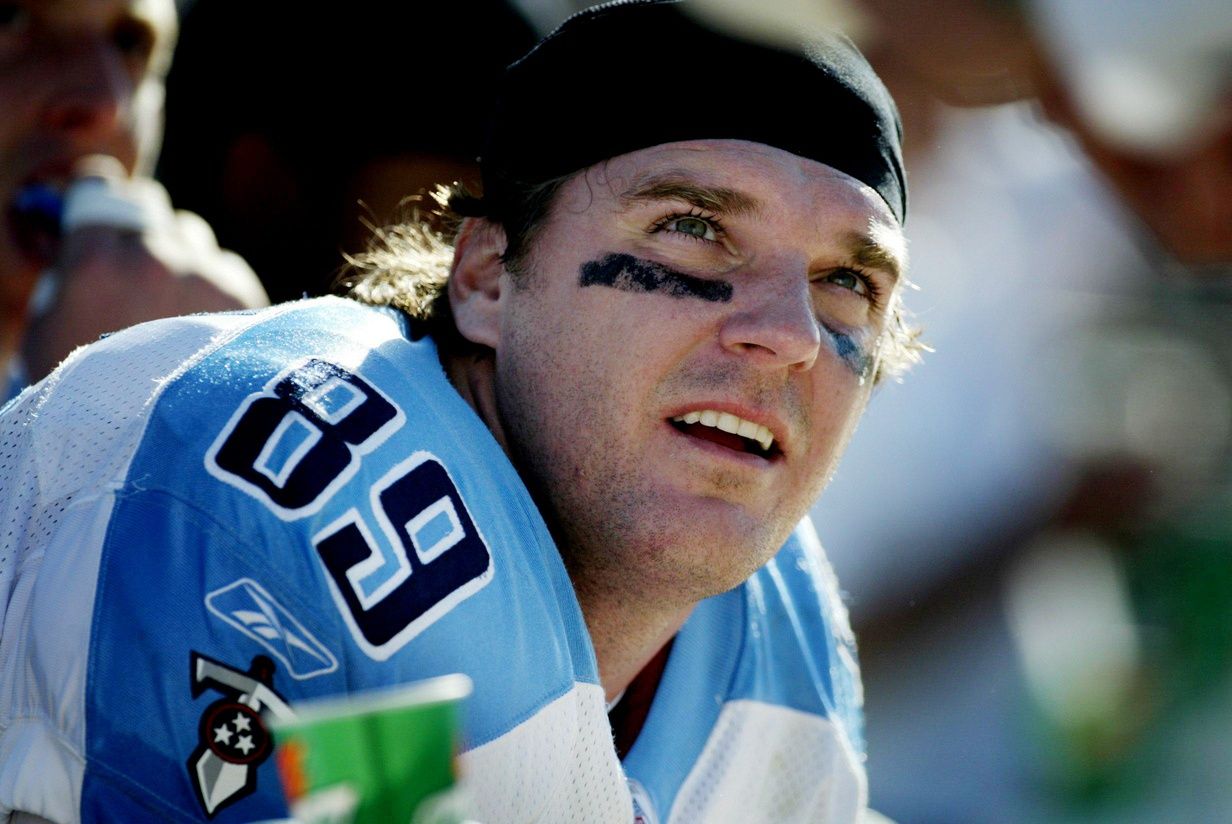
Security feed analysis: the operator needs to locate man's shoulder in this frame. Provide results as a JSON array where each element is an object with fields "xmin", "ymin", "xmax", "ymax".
[
  {"xmin": 21, "ymin": 296, "xmax": 444, "ymax": 443},
  {"xmin": 95, "ymin": 298, "xmax": 589, "ymax": 697},
  {"xmin": 139, "ymin": 296, "xmax": 419, "ymax": 395},
  {"xmin": 0, "ymin": 295, "xmax": 455, "ymax": 524},
  {"xmin": 10, "ymin": 297, "xmax": 405, "ymax": 411}
]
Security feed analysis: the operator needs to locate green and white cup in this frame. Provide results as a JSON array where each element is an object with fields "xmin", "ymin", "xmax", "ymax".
[{"xmin": 267, "ymin": 674, "xmax": 473, "ymax": 824}]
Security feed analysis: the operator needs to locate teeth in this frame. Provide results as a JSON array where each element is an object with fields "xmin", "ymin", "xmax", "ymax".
[{"xmin": 671, "ymin": 409, "xmax": 776, "ymax": 453}]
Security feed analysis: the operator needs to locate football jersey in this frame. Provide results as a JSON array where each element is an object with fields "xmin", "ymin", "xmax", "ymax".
[{"xmin": 0, "ymin": 297, "xmax": 866, "ymax": 823}]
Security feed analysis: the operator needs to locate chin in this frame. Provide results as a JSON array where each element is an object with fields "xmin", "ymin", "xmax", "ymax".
[{"xmin": 645, "ymin": 519, "xmax": 786, "ymax": 601}]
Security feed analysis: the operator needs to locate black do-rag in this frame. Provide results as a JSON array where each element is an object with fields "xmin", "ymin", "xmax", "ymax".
[{"xmin": 480, "ymin": 0, "xmax": 907, "ymax": 224}]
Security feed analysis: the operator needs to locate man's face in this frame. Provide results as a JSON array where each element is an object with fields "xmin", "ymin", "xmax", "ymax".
[
  {"xmin": 0, "ymin": 0, "xmax": 174, "ymax": 315},
  {"xmin": 492, "ymin": 139, "xmax": 906, "ymax": 602}
]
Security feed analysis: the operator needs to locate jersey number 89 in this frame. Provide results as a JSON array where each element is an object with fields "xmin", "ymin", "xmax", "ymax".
[{"xmin": 205, "ymin": 359, "xmax": 493, "ymax": 659}]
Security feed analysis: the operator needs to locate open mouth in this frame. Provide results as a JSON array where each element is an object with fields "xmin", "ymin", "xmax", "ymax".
[{"xmin": 669, "ymin": 410, "xmax": 780, "ymax": 459}]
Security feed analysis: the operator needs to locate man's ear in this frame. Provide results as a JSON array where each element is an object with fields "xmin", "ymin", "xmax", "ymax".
[{"xmin": 448, "ymin": 218, "xmax": 507, "ymax": 349}]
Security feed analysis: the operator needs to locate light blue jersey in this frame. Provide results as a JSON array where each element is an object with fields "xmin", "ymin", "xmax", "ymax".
[{"xmin": 0, "ymin": 298, "xmax": 865, "ymax": 823}]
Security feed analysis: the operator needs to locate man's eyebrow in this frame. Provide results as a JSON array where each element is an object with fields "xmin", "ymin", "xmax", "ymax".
[
  {"xmin": 846, "ymin": 230, "xmax": 905, "ymax": 283},
  {"xmin": 620, "ymin": 173, "xmax": 762, "ymax": 217}
]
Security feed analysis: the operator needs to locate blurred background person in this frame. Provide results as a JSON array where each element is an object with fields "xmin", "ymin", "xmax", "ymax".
[
  {"xmin": 1029, "ymin": 0, "xmax": 1232, "ymax": 267},
  {"xmin": 1, "ymin": 0, "xmax": 267, "ymax": 401},
  {"xmin": 1003, "ymin": 2, "xmax": 1232, "ymax": 820}
]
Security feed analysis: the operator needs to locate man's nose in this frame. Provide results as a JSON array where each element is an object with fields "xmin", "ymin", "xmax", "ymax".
[
  {"xmin": 717, "ymin": 266, "xmax": 821, "ymax": 371},
  {"xmin": 41, "ymin": 37, "xmax": 133, "ymax": 142}
]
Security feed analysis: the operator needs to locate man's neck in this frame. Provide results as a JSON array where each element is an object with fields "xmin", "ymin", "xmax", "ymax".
[
  {"xmin": 574, "ymin": 579, "xmax": 693, "ymax": 702},
  {"xmin": 442, "ymin": 346, "xmax": 510, "ymax": 452},
  {"xmin": 608, "ymin": 636, "xmax": 674, "ymax": 760}
]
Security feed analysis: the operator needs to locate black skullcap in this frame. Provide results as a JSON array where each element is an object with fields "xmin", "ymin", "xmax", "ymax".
[{"xmin": 480, "ymin": 0, "xmax": 907, "ymax": 223}]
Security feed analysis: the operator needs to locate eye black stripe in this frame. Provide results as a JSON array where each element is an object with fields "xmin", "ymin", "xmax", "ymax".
[{"xmin": 579, "ymin": 253, "xmax": 732, "ymax": 303}]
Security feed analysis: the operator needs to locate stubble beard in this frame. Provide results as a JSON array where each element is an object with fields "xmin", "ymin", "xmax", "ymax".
[{"xmin": 497, "ymin": 371, "xmax": 797, "ymax": 614}]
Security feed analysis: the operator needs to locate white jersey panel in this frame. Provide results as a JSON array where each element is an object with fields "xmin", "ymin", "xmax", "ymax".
[
  {"xmin": 669, "ymin": 700, "xmax": 866, "ymax": 824},
  {"xmin": 463, "ymin": 683, "xmax": 632, "ymax": 823},
  {"xmin": 0, "ymin": 499, "xmax": 113, "ymax": 824}
]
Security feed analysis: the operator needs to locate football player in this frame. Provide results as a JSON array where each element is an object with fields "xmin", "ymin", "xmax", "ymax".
[{"xmin": 0, "ymin": 1, "xmax": 916, "ymax": 821}]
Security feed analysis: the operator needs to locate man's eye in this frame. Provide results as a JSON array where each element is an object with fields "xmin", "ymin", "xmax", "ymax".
[
  {"xmin": 655, "ymin": 212, "xmax": 722, "ymax": 242},
  {"xmin": 821, "ymin": 269, "xmax": 870, "ymax": 296},
  {"xmin": 673, "ymin": 216, "xmax": 714, "ymax": 239}
]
